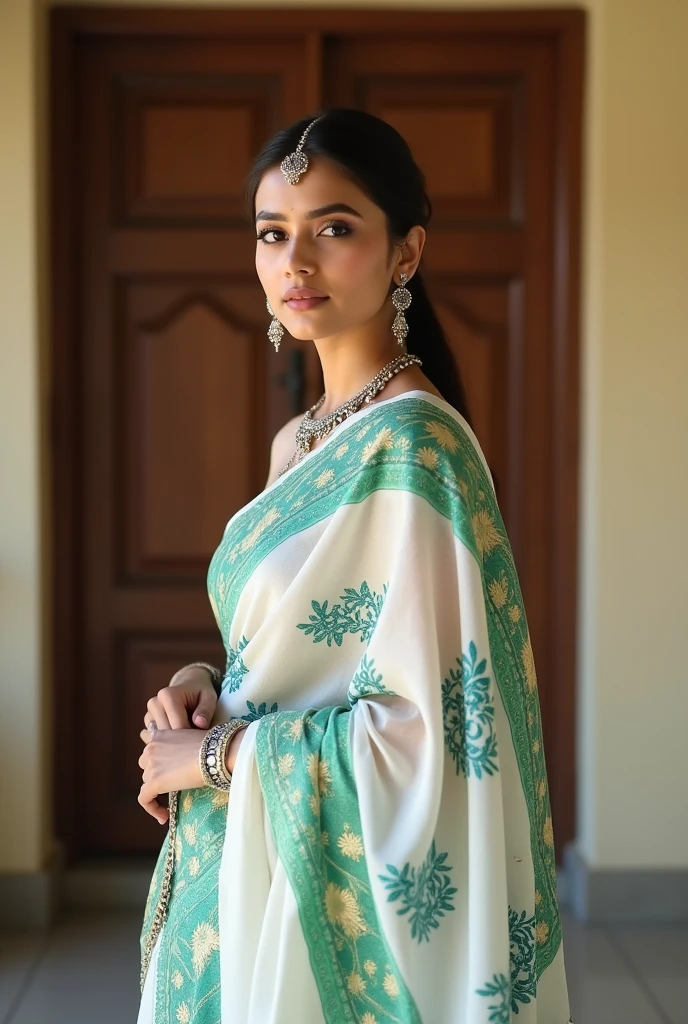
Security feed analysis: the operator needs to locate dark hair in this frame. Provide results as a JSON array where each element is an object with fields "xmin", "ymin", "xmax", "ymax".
[{"xmin": 246, "ymin": 108, "xmax": 473, "ymax": 428}]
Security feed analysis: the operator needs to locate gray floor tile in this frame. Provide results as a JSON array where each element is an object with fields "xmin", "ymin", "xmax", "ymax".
[
  {"xmin": 6, "ymin": 911, "xmax": 141, "ymax": 1024},
  {"xmin": 562, "ymin": 913, "xmax": 666, "ymax": 1024},
  {"xmin": 0, "ymin": 933, "xmax": 45, "ymax": 1023},
  {"xmin": 611, "ymin": 925, "xmax": 688, "ymax": 1024}
]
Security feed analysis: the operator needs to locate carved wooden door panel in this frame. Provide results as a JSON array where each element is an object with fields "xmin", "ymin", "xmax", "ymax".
[{"xmin": 53, "ymin": 9, "xmax": 582, "ymax": 857}]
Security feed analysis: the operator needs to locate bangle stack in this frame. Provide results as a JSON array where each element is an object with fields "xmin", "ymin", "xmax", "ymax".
[
  {"xmin": 199, "ymin": 720, "xmax": 247, "ymax": 791},
  {"xmin": 186, "ymin": 661, "xmax": 223, "ymax": 697}
]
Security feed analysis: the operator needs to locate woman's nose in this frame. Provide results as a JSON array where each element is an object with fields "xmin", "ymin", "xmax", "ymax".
[{"xmin": 283, "ymin": 235, "xmax": 317, "ymax": 277}]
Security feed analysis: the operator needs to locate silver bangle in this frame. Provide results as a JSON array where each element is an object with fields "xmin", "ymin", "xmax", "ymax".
[
  {"xmin": 186, "ymin": 661, "xmax": 223, "ymax": 696},
  {"xmin": 199, "ymin": 720, "xmax": 247, "ymax": 791}
]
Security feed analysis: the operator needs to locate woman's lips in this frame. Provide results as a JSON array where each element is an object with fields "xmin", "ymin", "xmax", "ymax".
[{"xmin": 285, "ymin": 296, "xmax": 329, "ymax": 311}]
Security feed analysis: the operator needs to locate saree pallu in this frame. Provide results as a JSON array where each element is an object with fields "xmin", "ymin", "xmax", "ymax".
[{"xmin": 138, "ymin": 390, "xmax": 572, "ymax": 1024}]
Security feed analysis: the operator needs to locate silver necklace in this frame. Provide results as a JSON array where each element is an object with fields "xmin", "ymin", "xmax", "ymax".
[{"xmin": 278, "ymin": 351, "xmax": 422, "ymax": 477}]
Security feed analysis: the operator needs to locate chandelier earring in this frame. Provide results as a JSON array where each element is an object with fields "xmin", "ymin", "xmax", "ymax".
[
  {"xmin": 266, "ymin": 297, "xmax": 284, "ymax": 353},
  {"xmin": 391, "ymin": 272, "xmax": 412, "ymax": 347}
]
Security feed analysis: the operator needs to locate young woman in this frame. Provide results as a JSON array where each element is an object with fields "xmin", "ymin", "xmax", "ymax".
[{"xmin": 137, "ymin": 109, "xmax": 572, "ymax": 1024}]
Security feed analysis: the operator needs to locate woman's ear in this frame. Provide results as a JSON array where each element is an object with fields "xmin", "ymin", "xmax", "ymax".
[{"xmin": 394, "ymin": 225, "xmax": 426, "ymax": 282}]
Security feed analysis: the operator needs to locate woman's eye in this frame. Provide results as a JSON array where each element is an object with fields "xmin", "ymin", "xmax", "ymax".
[
  {"xmin": 319, "ymin": 221, "xmax": 352, "ymax": 237},
  {"xmin": 256, "ymin": 228, "xmax": 285, "ymax": 244}
]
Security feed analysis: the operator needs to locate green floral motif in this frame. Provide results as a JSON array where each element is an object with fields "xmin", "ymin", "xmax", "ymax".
[
  {"xmin": 509, "ymin": 906, "xmax": 536, "ymax": 1012},
  {"xmin": 441, "ymin": 640, "xmax": 499, "ymax": 779},
  {"xmin": 297, "ymin": 581, "xmax": 389, "ymax": 647},
  {"xmin": 378, "ymin": 840, "xmax": 457, "ymax": 943},
  {"xmin": 241, "ymin": 699, "xmax": 279, "ymax": 722},
  {"xmin": 476, "ymin": 973, "xmax": 510, "ymax": 1024},
  {"xmin": 347, "ymin": 654, "xmax": 394, "ymax": 705},
  {"xmin": 223, "ymin": 635, "xmax": 249, "ymax": 693},
  {"xmin": 475, "ymin": 907, "xmax": 536, "ymax": 1020}
]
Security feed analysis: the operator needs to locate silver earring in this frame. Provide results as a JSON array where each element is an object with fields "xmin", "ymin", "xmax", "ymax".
[
  {"xmin": 391, "ymin": 273, "xmax": 412, "ymax": 346},
  {"xmin": 266, "ymin": 297, "xmax": 284, "ymax": 352}
]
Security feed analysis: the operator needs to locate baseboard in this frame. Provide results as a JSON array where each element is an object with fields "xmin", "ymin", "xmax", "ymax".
[{"xmin": 564, "ymin": 842, "xmax": 688, "ymax": 923}]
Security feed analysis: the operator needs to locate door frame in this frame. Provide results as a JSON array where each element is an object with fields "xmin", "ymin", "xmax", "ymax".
[{"xmin": 50, "ymin": 5, "xmax": 585, "ymax": 861}]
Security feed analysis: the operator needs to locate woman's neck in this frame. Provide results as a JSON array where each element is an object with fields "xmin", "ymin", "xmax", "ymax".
[{"xmin": 312, "ymin": 306, "xmax": 401, "ymax": 415}]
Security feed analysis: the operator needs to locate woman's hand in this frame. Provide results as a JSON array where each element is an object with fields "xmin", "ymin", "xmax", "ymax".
[
  {"xmin": 138, "ymin": 724, "xmax": 247, "ymax": 825},
  {"xmin": 143, "ymin": 665, "xmax": 219, "ymax": 732},
  {"xmin": 138, "ymin": 728, "xmax": 206, "ymax": 824}
]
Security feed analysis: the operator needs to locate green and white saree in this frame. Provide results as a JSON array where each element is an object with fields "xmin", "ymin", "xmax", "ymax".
[{"xmin": 138, "ymin": 390, "xmax": 571, "ymax": 1024}]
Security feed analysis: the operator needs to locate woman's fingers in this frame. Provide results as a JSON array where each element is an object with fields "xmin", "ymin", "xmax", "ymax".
[
  {"xmin": 146, "ymin": 695, "xmax": 171, "ymax": 730},
  {"xmin": 138, "ymin": 782, "xmax": 169, "ymax": 825},
  {"xmin": 157, "ymin": 688, "xmax": 191, "ymax": 730}
]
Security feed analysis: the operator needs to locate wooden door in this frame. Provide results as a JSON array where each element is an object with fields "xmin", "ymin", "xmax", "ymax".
[{"xmin": 52, "ymin": 8, "xmax": 583, "ymax": 859}]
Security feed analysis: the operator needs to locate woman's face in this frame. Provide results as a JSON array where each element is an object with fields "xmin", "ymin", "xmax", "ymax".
[{"xmin": 254, "ymin": 157, "xmax": 402, "ymax": 341}]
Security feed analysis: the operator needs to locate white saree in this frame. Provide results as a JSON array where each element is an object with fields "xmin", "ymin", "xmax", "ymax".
[{"xmin": 138, "ymin": 390, "xmax": 572, "ymax": 1024}]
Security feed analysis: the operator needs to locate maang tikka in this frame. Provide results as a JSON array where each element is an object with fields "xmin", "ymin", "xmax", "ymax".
[
  {"xmin": 280, "ymin": 115, "xmax": 324, "ymax": 185},
  {"xmin": 391, "ymin": 272, "xmax": 412, "ymax": 346}
]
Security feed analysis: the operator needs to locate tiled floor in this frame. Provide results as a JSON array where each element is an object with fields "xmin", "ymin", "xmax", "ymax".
[{"xmin": 1, "ymin": 909, "xmax": 686, "ymax": 1023}]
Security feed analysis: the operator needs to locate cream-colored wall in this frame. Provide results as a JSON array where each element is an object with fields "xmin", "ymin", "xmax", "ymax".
[{"xmin": 0, "ymin": 0, "xmax": 686, "ymax": 875}]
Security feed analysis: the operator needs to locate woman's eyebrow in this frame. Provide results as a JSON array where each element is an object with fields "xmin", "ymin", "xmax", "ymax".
[{"xmin": 255, "ymin": 203, "xmax": 363, "ymax": 223}]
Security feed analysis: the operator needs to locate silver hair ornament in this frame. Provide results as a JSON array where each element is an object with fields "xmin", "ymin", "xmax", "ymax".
[{"xmin": 280, "ymin": 116, "xmax": 324, "ymax": 185}]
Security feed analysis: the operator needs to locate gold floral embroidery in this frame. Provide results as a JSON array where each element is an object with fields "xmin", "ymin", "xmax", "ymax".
[
  {"xmin": 532, "ymin": 740, "xmax": 540, "ymax": 755},
  {"xmin": 536, "ymin": 921, "xmax": 550, "ymax": 944},
  {"xmin": 543, "ymin": 817, "xmax": 554, "ymax": 848},
  {"xmin": 509, "ymin": 604, "xmax": 522, "ymax": 623},
  {"xmin": 472, "ymin": 508, "xmax": 502, "ymax": 557},
  {"xmin": 289, "ymin": 788, "xmax": 302, "ymax": 804},
  {"xmin": 335, "ymin": 443, "xmax": 349, "ymax": 458},
  {"xmin": 416, "ymin": 446, "xmax": 439, "ymax": 470},
  {"xmin": 488, "ymin": 573, "xmax": 509, "ymax": 608},
  {"xmin": 182, "ymin": 823, "xmax": 197, "ymax": 847},
  {"xmin": 188, "ymin": 857, "xmax": 200, "ymax": 877},
  {"xmin": 307, "ymin": 752, "xmax": 333, "ymax": 797},
  {"xmin": 521, "ymin": 637, "xmax": 537, "ymax": 692},
  {"xmin": 362, "ymin": 1015, "xmax": 379, "ymax": 1024},
  {"xmin": 382, "ymin": 973, "xmax": 400, "ymax": 998},
  {"xmin": 347, "ymin": 971, "xmax": 367, "ymax": 995},
  {"xmin": 363, "ymin": 959, "xmax": 378, "ymax": 976},
  {"xmin": 535, "ymin": 890, "xmax": 543, "ymax": 907},
  {"xmin": 425, "ymin": 420, "xmax": 459, "ymax": 452},
  {"xmin": 396, "ymin": 435, "xmax": 412, "ymax": 451},
  {"xmin": 239, "ymin": 507, "xmax": 281, "ymax": 554},
  {"xmin": 285, "ymin": 718, "xmax": 304, "ymax": 742},
  {"xmin": 538, "ymin": 780, "xmax": 547, "ymax": 799},
  {"xmin": 211, "ymin": 790, "xmax": 229, "ymax": 808},
  {"xmin": 182, "ymin": 792, "xmax": 193, "ymax": 813},
  {"xmin": 337, "ymin": 827, "xmax": 365, "ymax": 861},
  {"xmin": 191, "ymin": 921, "xmax": 220, "ymax": 976},
  {"xmin": 278, "ymin": 753, "xmax": 295, "ymax": 776},
  {"xmin": 361, "ymin": 427, "xmax": 395, "ymax": 463},
  {"xmin": 171, "ymin": 970, "xmax": 184, "ymax": 990},
  {"xmin": 315, "ymin": 468, "xmax": 335, "ymax": 488},
  {"xmin": 176, "ymin": 1002, "xmax": 191, "ymax": 1023},
  {"xmin": 324, "ymin": 882, "xmax": 367, "ymax": 938}
]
